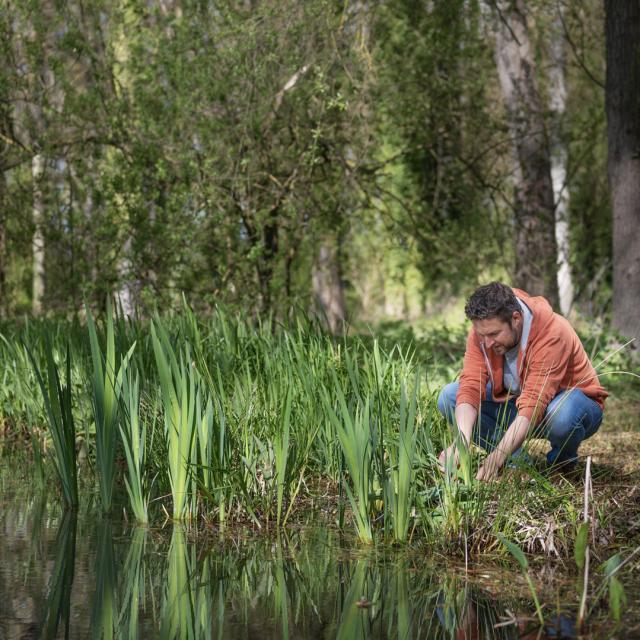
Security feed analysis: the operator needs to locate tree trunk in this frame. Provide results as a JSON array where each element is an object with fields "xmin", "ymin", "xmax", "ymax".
[
  {"xmin": 32, "ymin": 153, "xmax": 46, "ymax": 315},
  {"xmin": 494, "ymin": 0, "xmax": 559, "ymax": 308},
  {"xmin": 548, "ymin": 10, "xmax": 574, "ymax": 317},
  {"xmin": 606, "ymin": 0, "xmax": 640, "ymax": 341},
  {"xmin": 0, "ymin": 170, "xmax": 6, "ymax": 317},
  {"xmin": 312, "ymin": 239, "xmax": 346, "ymax": 335}
]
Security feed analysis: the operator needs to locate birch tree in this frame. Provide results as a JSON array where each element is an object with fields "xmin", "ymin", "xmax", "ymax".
[{"xmin": 548, "ymin": 8, "xmax": 574, "ymax": 316}]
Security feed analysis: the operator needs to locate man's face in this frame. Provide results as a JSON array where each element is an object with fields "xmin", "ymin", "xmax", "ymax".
[{"xmin": 472, "ymin": 312, "xmax": 523, "ymax": 356}]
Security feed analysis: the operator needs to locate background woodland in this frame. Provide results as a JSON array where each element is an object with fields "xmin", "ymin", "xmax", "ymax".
[{"xmin": 1, "ymin": 0, "xmax": 638, "ymax": 340}]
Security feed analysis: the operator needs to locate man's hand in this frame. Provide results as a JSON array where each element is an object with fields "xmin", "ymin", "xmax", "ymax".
[
  {"xmin": 476, "ymin": 449, "xmax": 507, "ymax": 481},
  {"xmin": 438, "ymin": 444, "xmax": 460, "ymax": 472}
]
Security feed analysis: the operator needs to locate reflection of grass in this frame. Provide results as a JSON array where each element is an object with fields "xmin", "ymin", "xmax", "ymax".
[
  {"xmin": 92, "ymin": 520, "xmax": 117, "ymax": 639},
  {"xmin": 118, "ymin": 527, "xmax": 146, "ymax": 638},
  {"xmin": 40, "ymin": 511, "xmax": 77, "ymax": 639}
]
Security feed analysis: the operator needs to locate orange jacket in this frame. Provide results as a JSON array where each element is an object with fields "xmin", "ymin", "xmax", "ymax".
[{"xmin": 456, "ymin": 289, "xmax": 608, "ymax": 423}]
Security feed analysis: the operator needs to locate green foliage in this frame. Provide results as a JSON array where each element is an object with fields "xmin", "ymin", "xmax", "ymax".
[
  {"xmin": 574, "ymin": 521, "xmax": 590, "ymax": 570},
  {"xmin": 0, "ymin": 0, "xmax": 616, "ymax": 330},
  {"xmin": 119, "ymin": 368, "xmax": 149, "ymax": 524},
  {"xmin": 27, "ymin": 340, "xmax": 78, "ymax": 509},
  {"xmin": 0, "ymin": 307, "xmax": 585, "ymax": 553},
  {"xmin": 87, "ymin": 301, "xmax": 136, "ymax": 512},
  {"xmin": 497, "ymin": 534, "xmax": 544, "ymax": 626},
  {"xmin": 602, "ymin": 554, "xmax": 627, "ymax": 623},
  {"xmin": 151, "ymin": 321, "xmax": 202, "ymax": 521}
]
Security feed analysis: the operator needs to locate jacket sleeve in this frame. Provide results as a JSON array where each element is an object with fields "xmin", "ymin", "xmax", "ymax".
[
  {"xmin": 456, "ymin": 329, "xmax": 489, "ymax": 411},
  {"xmin": 516, "ymin": 334, "xmax": 570, "ymax": 423}
]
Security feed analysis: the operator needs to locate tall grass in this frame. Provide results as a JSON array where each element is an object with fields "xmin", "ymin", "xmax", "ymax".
[
  {"xmin": 27, "ymin": 340, "xmax": 78, "ymax": 509},
  {"xmin": 6, "ymin": 305, "xmax": 602, "ymax": 552},
  {"xmin": 119, "ymin": 368, "xmax": 149, "ymax": 523},
  {"xmin": 151, "ymin": 321, "xmax": 205, "ymax": 521},
  {"xmin": 385, "ymin": 375, "xmax": 420, "ymax": 542},
  {"xmin": 87, "ymin": 303, "xmax": 136, "ymax": 512}
]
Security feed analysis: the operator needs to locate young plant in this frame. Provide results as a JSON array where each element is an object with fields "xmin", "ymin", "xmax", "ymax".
[
  {"xmin": 151, "ymin": 321, "xmax": 200, "ymax": 521},
  {"xmin": 324, "ymin": 378, "xmax": 378, "ymax": 544},
  {"xmin": 273, "ymin": 386, "xmax": 292, "ymax": 528},
  {"xmin": 27, "ymin": 340, "xmax": 78, "ymax": 509},
  {"xmin": 119, "ymin": 368, "xmax": 149, "ymax": 524},
  {"xmin": 602, "ymin": 554, "xmax": 627, "ymax": 623},
  {"xmin": 384, "ymin": 375, "xmax": 420, "ymax": 542},
  {"xmin": 86, "ymin": 302, "xmax": 136, "ymax": 512}
]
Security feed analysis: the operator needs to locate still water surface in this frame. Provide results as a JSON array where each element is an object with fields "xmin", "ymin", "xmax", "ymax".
[{"xmin": 0, "ymin": 484, "xmax": 632, "ymax": 639}]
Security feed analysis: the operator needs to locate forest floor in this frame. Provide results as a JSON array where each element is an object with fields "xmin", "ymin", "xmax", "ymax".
[{"xmin": 525, "ymin": 383, "xmax": 640, "ymax": 556}]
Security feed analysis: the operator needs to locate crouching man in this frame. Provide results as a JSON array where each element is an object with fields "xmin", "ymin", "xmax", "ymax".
[{"xmin": 437, "ymin": 282, "xmax": 608, "ymax": 481}]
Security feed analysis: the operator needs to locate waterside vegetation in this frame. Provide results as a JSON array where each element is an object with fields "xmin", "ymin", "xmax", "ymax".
[{"xmin": 0, "ymin": 304, "xmax": 634, "ymax": 554}]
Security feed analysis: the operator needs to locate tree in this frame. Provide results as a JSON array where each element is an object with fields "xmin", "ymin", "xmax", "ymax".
[
  {"xmin": 371, "ymin": 0, "xmax": 503, "ymax": 292},
  {"xmin": 547, "ymin": 6, "xmax": 574, "ymax": 316},
  {"xmin": 605, "ymin": 0, "xmax": 640, "ymax": 341},
  {"xmin": 493, "ymin": 0, "xmax": 559, "ymax": 307}
]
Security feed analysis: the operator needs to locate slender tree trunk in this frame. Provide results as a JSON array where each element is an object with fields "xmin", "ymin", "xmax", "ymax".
[
  {"xmin": 32, "ymin": 153, "xmax": 46, "ymax": 315},
  {"xmin": 606, "ymin": 0, "xmax": 640, "ymax": 341},
  {"xmin": 493, "ymin": 0, "xmax": 559, "ymax": 308},
  {"xmin": 0, "ymin": 170, "xmax": 6, "ymax": 317},
  {"xmin": 312, "ymin": 238, "xmax": 346, "ymax": 334},
  {"xmin": 548, "ymin": 10, "xmax": 574, "ymax": 317}
]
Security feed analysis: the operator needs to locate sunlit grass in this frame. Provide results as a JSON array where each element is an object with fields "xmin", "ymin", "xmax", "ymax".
[
  {"xmin": 6, "ymin": 306, "xmax": 632, "ymax": 556},
  {"xmin": 27, "ymin": 339, "xmax": 78, "ymax": 509},
  {"xmin": 87, "ymin": 302, "xmax": 136, "ymax": 512}
]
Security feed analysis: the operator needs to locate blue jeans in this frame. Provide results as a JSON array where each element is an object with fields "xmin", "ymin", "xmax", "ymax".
[{"xmin": 437, "ymin": 382, "xmax": 603, "ymax": 466}]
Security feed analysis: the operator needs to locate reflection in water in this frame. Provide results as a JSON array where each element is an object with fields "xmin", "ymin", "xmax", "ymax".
[
  {"xmin": 41, "ymin": 510, "xmax": 76, "ymax": 640},
  {"xmin": 92, "ymin": 520, "xmax": 117, "ymax": 640},
  {"xmin": 119, "ymin": 526, "xmax": 146, "ymax": 640},
  {"xmin": 0, "ymin": 496, "xmax": 588, "ymax": 639}
]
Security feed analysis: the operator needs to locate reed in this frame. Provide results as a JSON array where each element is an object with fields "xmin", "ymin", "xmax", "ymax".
[
  {"xmin": 86, "ymin": 303, "xmax": 136, "ymax": 512},
  {"xmin": 324, "ymin": 378, "xmax": 378, "ymax": 544},
  {"xmin": 384, "ymin": 374, "xmax": 420, "ymax": 542},
  {"xmin": 151, "ymin": 321, "xmax": 203, "ymax": 521},
  {"xmin": 27, "ymin": 339, "xmax": 78, "ymax": 509},
  {"xmin": 7, "ymin": 307, "xmax": 612, "ymax": 557},
  {"xmin": 119, "ymin": 368, "xmax": 149, "ymax": 523}
]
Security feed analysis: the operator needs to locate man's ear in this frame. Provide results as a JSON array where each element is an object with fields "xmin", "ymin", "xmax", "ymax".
[{"xmin": 512, "ymin": 310, "xmax": 523, "ymax": 325}]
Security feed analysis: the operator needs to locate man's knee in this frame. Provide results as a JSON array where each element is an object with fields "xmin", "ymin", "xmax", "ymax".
[
  {"xmin": 545, "ymin": 390, "xmax": 602, "ymax": 440},
  {"xmin": 437, "ymin": 382, "xmax": 459, "ymax": 422},
  {"xmin": 545, "ymin": 395, "xmax": 584, "ymax": 441}
]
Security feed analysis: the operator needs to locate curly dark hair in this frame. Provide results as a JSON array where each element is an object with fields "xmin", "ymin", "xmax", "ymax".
[{"xmin": 464, "ymin": 282, "xmax": 520, "ymax": 323}]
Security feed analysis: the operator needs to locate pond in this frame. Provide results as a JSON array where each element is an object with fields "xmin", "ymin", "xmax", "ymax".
[{"xmin": 0, "ymin": 478, "xmax": 636, "ymax": 640}]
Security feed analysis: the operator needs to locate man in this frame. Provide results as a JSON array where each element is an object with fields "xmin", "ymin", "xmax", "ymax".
[{"xmin": 437, "ymin": 282, "xmax": 608, "ymax": 480}]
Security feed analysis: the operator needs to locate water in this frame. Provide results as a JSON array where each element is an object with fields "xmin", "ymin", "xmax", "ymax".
[{"xmin": 0, "ymin": 484, "xmax": 633, "ymax": 639}]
